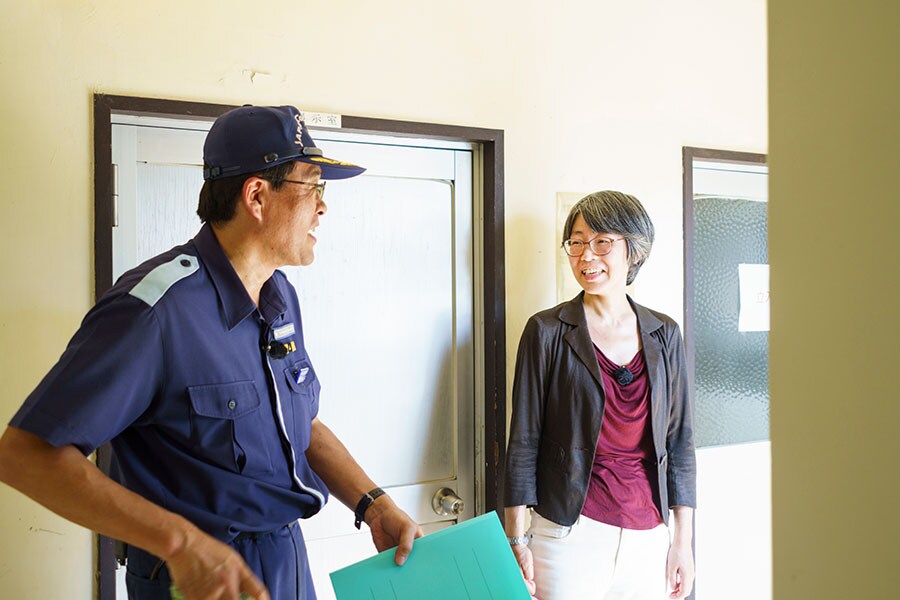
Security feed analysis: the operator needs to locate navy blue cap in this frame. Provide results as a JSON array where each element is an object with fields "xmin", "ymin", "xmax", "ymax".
[{"xmin": 203, "ymin": 105, "xmax": 365, "ymax": 181}]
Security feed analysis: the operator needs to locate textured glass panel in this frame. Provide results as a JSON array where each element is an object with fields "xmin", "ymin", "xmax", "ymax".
[
  {"xmin": 136, "ymin": 164, "xmax": 204, "ymax": 263},
  {"xmin": 285, "ymin": 175, "xmax": 456, "ymax": 486},
  {"xmin": 693, "ymin": 197, "xmax": 768, "ymax": 447}
]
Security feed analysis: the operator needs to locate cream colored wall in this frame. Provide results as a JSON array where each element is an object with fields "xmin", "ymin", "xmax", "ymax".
[
  {"xmin": 769, "ymin": 1, "xmax": 900, "ymax": 598},
  {"xmin": 0, "ymin": 1, "xmax": 766, "ymax": 597}
]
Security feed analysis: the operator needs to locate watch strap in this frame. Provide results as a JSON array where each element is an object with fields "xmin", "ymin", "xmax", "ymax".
[
  {"xmin": 507, "ymin": 535, "xmax": 530, "ymax": 546},
  {"xmin": 354, "ymin": 487, "xmax": 386, "ymax": 529}
]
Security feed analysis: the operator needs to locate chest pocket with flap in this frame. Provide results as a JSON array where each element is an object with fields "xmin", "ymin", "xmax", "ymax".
[{"xmin": 187, "ymin": 381, "xmax": 274, "ymax": 476}]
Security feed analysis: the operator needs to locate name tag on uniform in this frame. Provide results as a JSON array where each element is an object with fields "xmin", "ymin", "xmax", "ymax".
[{"xmin": 273, "ymin": 323, "xmax": 295, "ymax": 340}]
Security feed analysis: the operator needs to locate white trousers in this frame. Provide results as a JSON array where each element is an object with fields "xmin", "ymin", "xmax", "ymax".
[{"xmin": 528, "ymin": 511, "xmax": 670, "ymax": 600}]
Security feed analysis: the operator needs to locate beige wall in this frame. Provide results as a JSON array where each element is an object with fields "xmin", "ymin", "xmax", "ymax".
[
  {"xmin": 769, "ymin": 1, "xmax": 900, "ymax": 598},
  {"xmin": 0, "ymin": 1, "xmax": 766, "ymax": 597}
]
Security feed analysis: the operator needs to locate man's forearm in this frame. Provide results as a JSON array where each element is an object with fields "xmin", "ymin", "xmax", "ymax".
[
  {"xmin": 306, "ymin": 418, "xmax": 378, "ymax": 511},
  {"xmin": 307, "ymin": 420, "xmax": 423, "ymax": 566},
  {"xmin": 0, "ymin": 426, "xmax": 197, "ymax": 562}
]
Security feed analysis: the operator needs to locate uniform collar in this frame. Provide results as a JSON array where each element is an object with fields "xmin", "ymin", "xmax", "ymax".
[
  {"xmin": 193, "ymin": 224, "xmax": 287, "ymax": 329},
  {"xmin": 559, "ymin": 291, "xmax": 664, "ymax": 335}
]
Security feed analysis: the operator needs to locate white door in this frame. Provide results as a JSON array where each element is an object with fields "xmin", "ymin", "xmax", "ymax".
[{"xmin": 110, "ymin": 116, "xmax": 478, "ymax": 600}]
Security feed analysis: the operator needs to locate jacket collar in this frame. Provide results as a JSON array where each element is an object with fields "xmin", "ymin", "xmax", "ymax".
[
  {"xmin": 559, "ymin": 291, "xmax": 664, "ymax": 335},
  {"xmin": 193, "ymin": 224, "xmax": 287, "ymax": 329},
  {"xmin": 559, "ymin": 291, "xmax": 665, "ymax": 390}
]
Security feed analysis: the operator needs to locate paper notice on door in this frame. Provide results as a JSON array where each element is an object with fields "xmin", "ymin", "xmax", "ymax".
[
  {"xmin": 738, "ymin": 263, "xmax": 770, "ymax": 332},
  {"xmin": 330, "ymin": 511, "xmax": 531, "ymax": 599}
]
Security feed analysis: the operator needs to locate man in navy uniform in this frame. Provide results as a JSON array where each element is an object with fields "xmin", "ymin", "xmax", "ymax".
[{"xmin": 0, "ymin": 105, "xmax": 421, "ymax": 600}]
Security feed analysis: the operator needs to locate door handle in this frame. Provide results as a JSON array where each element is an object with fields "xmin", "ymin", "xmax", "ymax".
[{"xmin": 432, "ymin": 487, "xmax": 465, "ymax": 517}]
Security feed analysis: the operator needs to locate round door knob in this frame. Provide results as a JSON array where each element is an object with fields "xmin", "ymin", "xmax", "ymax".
[{"xmin": 432, "ymin": 487, "xmax": 465, "ymax": 517}]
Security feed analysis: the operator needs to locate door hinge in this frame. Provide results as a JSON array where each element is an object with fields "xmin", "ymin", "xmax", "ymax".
[{"xmin": 111, "ymin": 163, "xmax": 119, "ymax": 228}]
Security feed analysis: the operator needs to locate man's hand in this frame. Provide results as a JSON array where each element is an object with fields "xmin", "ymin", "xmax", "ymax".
[
  {"xmin": 364, "ymin": 497, "xmax": 423, "ymax": 566},
  {"xmin": 306, "ymin": 419, "xmax": 423, "ymax": 566},
  {"xmin": 165, "ymin": 529, "xmax": 269, "ymax": 600},
  {"xmin": 0, "ymin": 427, "xmax": 266, "ymax": 600}
]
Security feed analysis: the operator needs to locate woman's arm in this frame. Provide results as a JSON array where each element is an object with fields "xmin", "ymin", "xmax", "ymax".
[
  {"xmin": 665, "ymin": 322, "xmax": 697, "ymax": 509},
  {"xmin": 504, "ymin": 317, "xmax": 552, "ymax": 598},
  {"xmin": 505, "ymin": 317, "xmax": 550, "ymax": 508},
  {"xmin": 666, "ymin": 506, "xmax": 694, "ymax": 599},
  {"xmin": 504, "ymin": 505, "xmax": 536, "ymax": 596},
  {"xmin": 664, "ymin": 321, "xmax": 697, "ymax": 599}
]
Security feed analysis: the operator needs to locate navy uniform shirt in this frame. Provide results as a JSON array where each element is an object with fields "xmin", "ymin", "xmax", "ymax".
[{"xmin": 10, "ymin": 224, "xmax": 329, "ymax": 540}]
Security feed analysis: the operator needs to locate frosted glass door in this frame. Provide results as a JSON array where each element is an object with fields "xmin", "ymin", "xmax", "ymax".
[{"xmin": 689, "ymin": 160, "xmax": 769, "ymax": 447}]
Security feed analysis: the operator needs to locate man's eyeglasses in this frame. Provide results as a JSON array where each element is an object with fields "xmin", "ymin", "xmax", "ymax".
[
  {"xmin": 282, "ymin": 179, "xmax": 326, "ymax": 200},
  {"xmin": 562, "ymin": 236, "xmax": 623, "ymax": 257}
]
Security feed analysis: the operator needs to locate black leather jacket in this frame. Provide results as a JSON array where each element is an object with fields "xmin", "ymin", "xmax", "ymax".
[{"xmin": 504, "ymin": 293, "xmax": 696, "ymax": 526}]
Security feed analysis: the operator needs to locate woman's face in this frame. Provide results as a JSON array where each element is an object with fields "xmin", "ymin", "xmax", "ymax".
[{"xmin": 566, "ymin": 214, "xmax": 630, "ymax": 297}]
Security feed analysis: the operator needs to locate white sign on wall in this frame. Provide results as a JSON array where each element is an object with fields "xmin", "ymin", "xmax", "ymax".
[{"xmin": 738, "ymin": 263, "xmax": 770, "ymax": 332}]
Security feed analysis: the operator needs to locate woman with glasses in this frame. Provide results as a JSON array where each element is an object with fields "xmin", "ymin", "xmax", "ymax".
[{"xmin": 504, "ymin": 190, "xmax": 696, "ymax": 600}]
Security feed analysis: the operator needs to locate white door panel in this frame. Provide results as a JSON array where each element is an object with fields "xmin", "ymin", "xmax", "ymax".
[
  {"xmin": 111, "ymin": 116, "xmax": 477, "ymax": 600},
  {"xmin": 315, "ymin": 138, "xmax": 458, "ymax": 180},
  {"xmin": 111, "ymin": 124, "xmax": 205, "ymax": 281},
  {"xmin": 135, "ymin": 165, "xmax": 204, "ymax": 262},
  {"xmin": 285, "ymin": 176, "xmax": 456, "ymax": 486},
  {"xmin": 134, "ymin": 126, "xmax": 207, "ymax": 166}
]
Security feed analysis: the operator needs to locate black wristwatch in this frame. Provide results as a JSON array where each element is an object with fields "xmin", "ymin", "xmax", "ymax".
[{"xmin": 354, "ymin": 487, "xmax": 386, "ymax": 529}]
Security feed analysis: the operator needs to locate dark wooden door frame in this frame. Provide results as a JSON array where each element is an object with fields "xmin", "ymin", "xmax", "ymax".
[
  {"xmin": 93, "ymin": 93, "xmax": 506, "ymax": 599},
  {"xmin": 682, "ymin": 146, "xmax": 766, "ymax": 600}
]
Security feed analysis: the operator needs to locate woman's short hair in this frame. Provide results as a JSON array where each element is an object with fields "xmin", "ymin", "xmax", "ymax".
[
  {"xmin": 197, "ymin": 160, "xmax": 296, "ymax": 224},
  {"xmin": 563, "ymin": 190, "xmax": 655, "ymax": 285}
]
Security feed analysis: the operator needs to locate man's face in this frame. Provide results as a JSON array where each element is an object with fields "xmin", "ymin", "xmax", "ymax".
[{"xmin": 264, "ymin": 162, "xmax": 326, "ymax": 267}]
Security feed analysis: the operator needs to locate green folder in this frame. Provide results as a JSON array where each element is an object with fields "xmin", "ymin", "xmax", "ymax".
[{"xmin": 330, "ymin": 511, "xmax": 531, "ymax": 600}]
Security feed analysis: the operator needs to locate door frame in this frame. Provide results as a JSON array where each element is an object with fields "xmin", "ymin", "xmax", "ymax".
[
  {"xmin": 682, "ymin": 146, "xmax": 767, "ymax": 600},
  {"xmin": 92, "ymin": 93, "xmax": 506, "ymax": 599}
]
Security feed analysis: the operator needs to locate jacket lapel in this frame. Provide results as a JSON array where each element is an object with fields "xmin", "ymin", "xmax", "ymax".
[{"xmin": 560, "ymin": 293, "xmax": 605, "ymax": 389}]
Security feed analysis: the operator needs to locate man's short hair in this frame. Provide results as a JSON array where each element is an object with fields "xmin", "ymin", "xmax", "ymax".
[{"xmin": 197, "ymin": 161, "xmax": 296, "ymax": 224}]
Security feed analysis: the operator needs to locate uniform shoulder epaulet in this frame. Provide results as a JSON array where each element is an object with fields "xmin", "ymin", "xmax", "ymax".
[{"xmin": 129, "ymin": 254, "xmax": 200, "ymax": 307}]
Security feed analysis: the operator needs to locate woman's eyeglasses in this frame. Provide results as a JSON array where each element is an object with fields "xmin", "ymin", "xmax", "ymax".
[{"xmin": 562, "ymin": 236, "xmax": 623, "ymax": 257}]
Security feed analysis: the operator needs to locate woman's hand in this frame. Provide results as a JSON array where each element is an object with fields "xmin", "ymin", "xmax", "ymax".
[
  {"xmin": 511, "ymin": 543, "xmax": 537, "ymax": 597},
  {"xmin": 667, "ymin": 506, "xmax": 695, "ymax": 599},
  {"xmin": 665, "ymin": 540, "xmax": 695, "ymax": 599}
]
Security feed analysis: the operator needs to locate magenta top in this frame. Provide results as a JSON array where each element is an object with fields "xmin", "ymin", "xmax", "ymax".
[{"xmin": 580, "ymin": 345, "xmax": 663, "ymax": 530}]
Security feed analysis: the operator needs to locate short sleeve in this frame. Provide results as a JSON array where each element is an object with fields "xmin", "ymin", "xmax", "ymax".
[{"xmin": 9, "ymin": 293, "xmax": 165, "ymax": 455}]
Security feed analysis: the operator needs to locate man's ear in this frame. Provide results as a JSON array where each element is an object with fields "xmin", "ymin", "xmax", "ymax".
[{"xmin": 239, "ymin": 177, "xmax": 267, "ymax": 223}]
